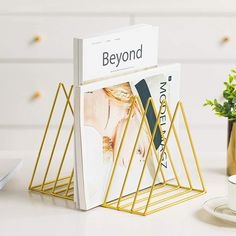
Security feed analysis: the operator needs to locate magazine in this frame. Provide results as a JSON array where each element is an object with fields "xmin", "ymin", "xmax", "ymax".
[
  {"xmin": 73, "ymin": 24, "xmax": 159, "ymax": 85},
  {"xmin": 74, "ymin": 64, "xmax": 181, "ymax": 210}
]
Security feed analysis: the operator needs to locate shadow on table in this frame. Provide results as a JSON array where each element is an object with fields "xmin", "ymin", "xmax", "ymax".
[
  {"xmin": 194, "ymin": 209, "xmax": 236, "ymax": 228},
  {"xmin": 28, "ymin": 190, "xmax": 76, "ymax": 209}
]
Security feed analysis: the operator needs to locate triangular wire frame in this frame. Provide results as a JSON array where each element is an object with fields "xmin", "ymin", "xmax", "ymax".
[
  {"xmin": 28, "ymin": 83, "xmax": 206, "ymax": 216},
  {"xmin": 28, "ymin": 83, "xmax": 75, "ymax": 200},
  {"xmin": 102, "ymin": 96, "xmax": 206, "ymax": 216}
]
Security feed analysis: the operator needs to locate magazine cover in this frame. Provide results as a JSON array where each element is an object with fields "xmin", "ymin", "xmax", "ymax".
[
  {"xmin": 74, "ymin": 24, "xmax": 158, "ymax": 85},
  {"xmin": 74, "ymin": 64, "xmax": 181, "ymax": 210},
  {"xmin": 130, "ymin": 71, "xmax": 180, "ymax": 178}
]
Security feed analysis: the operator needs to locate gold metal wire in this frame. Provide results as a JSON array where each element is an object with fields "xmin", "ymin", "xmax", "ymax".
[
  {"xmin": 28, "ymin": 83, "xmax": 74, "ymax": 200},
  {"xmin": 102, "ymin": 96, "xmax": 206, "ymax": 216},
  {"xmin": 29, "ymin": 83, "xmax": 206, "ymax": 216}
]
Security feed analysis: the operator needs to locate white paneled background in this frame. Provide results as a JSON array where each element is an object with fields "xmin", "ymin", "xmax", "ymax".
[{"xmin": 0, "ymin": 0, "xmax": 234, "ymax": 157}]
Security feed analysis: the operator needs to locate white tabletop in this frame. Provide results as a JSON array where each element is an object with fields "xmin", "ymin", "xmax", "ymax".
[{"xmin": 0, "ymin": 150, "xmax": 235, "ymax": 236}]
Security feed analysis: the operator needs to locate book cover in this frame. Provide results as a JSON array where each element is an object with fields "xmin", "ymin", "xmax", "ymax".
[
  {"xmin": 130, "ymin": 66, "xmax": 181, "ymax": 179},
  {"xmin": 73, "ymin": 24, "xmax": 158, "ymax": 85},
  {"xmin": 74, "ymin": 65, "xmax": 181, "ymax": 210}
]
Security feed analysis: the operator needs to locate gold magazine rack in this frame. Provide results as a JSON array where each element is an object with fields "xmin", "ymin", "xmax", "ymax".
[{"xmin": 28, "ymin": 83, "xmax": 206, "ymax": 216}]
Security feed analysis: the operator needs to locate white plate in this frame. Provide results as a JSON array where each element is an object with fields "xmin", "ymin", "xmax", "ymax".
[{"xmin": 203, "ymin": 197, "xmax": 236, "ymax": 224}]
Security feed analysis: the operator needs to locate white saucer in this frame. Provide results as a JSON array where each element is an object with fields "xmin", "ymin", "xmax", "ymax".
[{"xmin": 203, "ymin": 197, "xmax": 236, "ymax": 224}]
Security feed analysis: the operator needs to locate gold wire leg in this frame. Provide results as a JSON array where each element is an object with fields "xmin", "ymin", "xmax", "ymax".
[
  {"xmin": 150, "ymin": 99, "xmax": 181, "ymax": 187},
  {"xmin": 143, "ymin": 101, "xmax": 184, "ymax": 214},
  {"xmin": 179, "ymin": 102, "xmax": 206, "ymax": 192},
  {"xmin": 40, "ymin": 86, "xmax": 73, "ymax": 191},
  {"xmin": 29, "ymin": 83, "xmax": 63, "ymax": 190},
  {"xmin": 103, "ymin": 98, "xmax": 136, "ymax": 204},
  {"xmin": 52, "ymin": 126, "xmax": 74, "ymax": 193},
  {"xmin": 65, "ymin": 169, "xmax": 74, "ymax": 196},
  {"xmin": 116, "ymin": 98, "xmax": 153, "ymax": 208},
  {"xmin": 165, "ymin": 101, "xmax": 193, "ymax": 189},
  {"xmin": 29, "ymin": 83, "xmax": 75, "ymax": 202},
  {"xmin": 51, "ymin": 85, "xmax": 74, "ymax": 194},
  {"xmin": 136, "ymin": 97, "xmax": 166, "ymax": 184},
  {"xmin": 61, "ymin": 84, "xmax": 74, "ymax": 115},
  {"xmin": 130, "ymin": 99, "xmax": 165, "ymax": 211}
]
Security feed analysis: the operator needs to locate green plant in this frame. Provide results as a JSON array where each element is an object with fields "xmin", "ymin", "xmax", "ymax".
[{"xmin": 204, "ymin": 69, "xmax": 236, "ymax": 121}]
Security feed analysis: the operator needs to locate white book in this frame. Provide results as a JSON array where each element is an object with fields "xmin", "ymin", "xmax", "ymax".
[
  {"xmin": 74, "ymin": 64, "xmax": 181, "ymax": 210},
  {"xmin": 74, "ymin": 24, "xmax": 158, "ymax": 85}
]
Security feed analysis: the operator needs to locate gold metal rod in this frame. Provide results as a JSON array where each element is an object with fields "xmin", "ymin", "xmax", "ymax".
[
  {"xmin": 179, "ymin": 102, "xmax": 206, "ymax": 192},
  {"xmin": 166, "ymin": 183, "xmax": 204, "ymax": 192},
  {"xmin": 30, "ymin": 186, "xmax": 74, "ymax": 201},
  {"xmin": 42, "ymin": 181, "xmax": 73, "ymax": 192},
  {"xmin": 145, "ymin": 191, "xmax": 205, "ymax": 216},
  {"xmin": 162, "ymin": 182, "xmax": 204, "ymax": 192},
  {"xmin": 61, "ymin": 84, "xmax": 74, "ymax": 115},
  {"xmin": 30, "ymin": 176, "xmax": 71, "ymax": 189},
  {"xmin": 165, "ymin": 101, "xmax": 193, "ymax": 189},
  {"xmin": 103, "ymin": 98, "xmax": 136, "ymax": 204},
  {"xmin": 136, "ymin": 189, "xmax": 192, "ymax": 213},
  {"xmin": 55, "ymin": 85, "xmax": 75, "ymax": 197},
  {"xmin": 65, "ymin": 169, "xmax": 74, "ymax": 196},
  {"xmin": 104, "ymin": 204, "xmax": 147, "ymax": 216},
  {"xmin": 51, "ymin": 194, "xmax": 74, "ymax": 201},
  {"xmin": 104, "ymin": 205, "xmax": 136, "ymax": 214},
  {"xmin": 52, "ymin": 125, "xmax": 74, "ymax": 193},
  {"xmin": 145, "ymin": 189, "xmax": 192, "ymax": 209},
  {"xmin": 151, "ymin": 99, "xmax": 181, "ymax": 187},
  {"xmin": 40, "ymin": 86, "xmax": 73, "ymax": 191},
  {"xmin": 103, "ymin": 100, "xmax": 205, "ymax": 214},
  {"xmin": 54, "ymin": 187, "xmax": 73, "ymax": 195},
  {"xmin": 105, "ymin": 183, "xmax": 166, "ymax": 207},
  {"xmin": 117, "ymin": 97, "xmax": 152, "ymax": 208},
  {"xmin": 136, "ymin": 97, "xmax": 166, "ymax": 184},
  {"xmin": 28, "ymin": 83, "xmax": 62, "ymax": 189},
  {"xmin": 131, "ymin": 99, "xmax": 165, "ymax": 211},
  {"xmin": 142, "ymin": 144, "xmax": 169, "ymax": 212},
  {"xmin": 120, "ymin": 186, "xmax": 180, "ymax": 210},
  {"xmin": 45, "ymin": 187, "xmax": 68, "ymax": 193},
  {"xmin": 143, "ymin": 100, "xmax": 185, "ymax": 214}
]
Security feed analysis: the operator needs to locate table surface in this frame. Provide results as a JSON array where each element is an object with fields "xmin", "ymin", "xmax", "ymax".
[{"xmin": 0, "ymin": 150, "xmax": 235, "ymax": 236}]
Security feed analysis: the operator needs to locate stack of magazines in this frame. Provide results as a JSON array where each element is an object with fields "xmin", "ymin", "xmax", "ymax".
[{"xmin": 73, "ymin": 24, "xmax": 181, "ymax": 210}]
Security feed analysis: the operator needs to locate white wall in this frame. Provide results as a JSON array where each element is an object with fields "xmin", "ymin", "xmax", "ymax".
[{"xmin": 0, "ymin": 0, "xmax": 233, "ymax": 157}]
